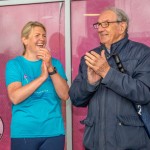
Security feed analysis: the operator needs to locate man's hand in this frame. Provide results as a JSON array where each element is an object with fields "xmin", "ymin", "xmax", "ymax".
[
  {"xmin": 87, "ymin": 67, "xmax": 101, "ymax": 84},
  {"xmin": 84, "ymin": 50, "xmax": 110, "ymax": 78}
]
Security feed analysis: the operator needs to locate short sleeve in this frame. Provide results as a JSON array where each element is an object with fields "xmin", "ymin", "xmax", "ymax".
[{"xmin": 5, "ymin": 59, "xmax": 22, "ymax": 86}]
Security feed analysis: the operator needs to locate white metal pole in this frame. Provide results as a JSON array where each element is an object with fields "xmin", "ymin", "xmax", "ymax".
[
  {"xmin": 0, "ymin": 1, "xmax": 73, "ymax": 150},
  {"xmin": 0, "ymin": 0, "xmax": 63, "ymax": 6},
  {"xmin": 65, "ymin": 0, "xmax": 72, "ymax": 150}
]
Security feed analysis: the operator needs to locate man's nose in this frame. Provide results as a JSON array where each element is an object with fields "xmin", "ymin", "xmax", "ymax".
[{"xmin": 98, "ymin": 25, "xmax": 105, "ymax": 32}]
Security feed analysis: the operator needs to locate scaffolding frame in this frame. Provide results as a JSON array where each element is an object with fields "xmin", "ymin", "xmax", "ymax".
[{"xmin": 0, "ymin": 1, "xmax": 72, "ymax": 150}]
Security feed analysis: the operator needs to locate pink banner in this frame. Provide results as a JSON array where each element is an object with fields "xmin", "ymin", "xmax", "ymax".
[{"xmin": 0, "ymin": 2, "xmax": 65, "ymax": 150}]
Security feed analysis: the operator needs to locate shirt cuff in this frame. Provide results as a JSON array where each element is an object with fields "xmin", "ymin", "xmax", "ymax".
[
  {"xmin": 86, "ymin": 80, "xmax": 100, "ymax": 92},
  {"xmin": 101, "ymin": 67, "xmax": 115, "ymax": 85}
]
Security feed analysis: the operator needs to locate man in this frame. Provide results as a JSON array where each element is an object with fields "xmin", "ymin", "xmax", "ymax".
[{"xmin": 69, "ymin": 7, "xmax": 150, "ymax": 150}]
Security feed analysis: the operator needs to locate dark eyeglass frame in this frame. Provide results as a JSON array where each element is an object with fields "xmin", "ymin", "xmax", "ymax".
[{"xmin": 93, "ymin": 21, "xmax": 122, "ymax": 29}]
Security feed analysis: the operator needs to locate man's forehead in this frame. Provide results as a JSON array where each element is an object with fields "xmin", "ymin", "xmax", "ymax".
[{"xmin": 98, "ymin": 10, "xmax": 117, "ymax": 21}]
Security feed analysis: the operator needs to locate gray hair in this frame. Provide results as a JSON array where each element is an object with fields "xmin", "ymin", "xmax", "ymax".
[{"xmin": 103, "ymin": 7, "xmax": 129, "ymax": 33}]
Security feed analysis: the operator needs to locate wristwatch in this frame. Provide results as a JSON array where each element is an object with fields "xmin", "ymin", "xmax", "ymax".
[{"xmin": 49, "ymin": 67, "xmax": 57, "ymax": 75}]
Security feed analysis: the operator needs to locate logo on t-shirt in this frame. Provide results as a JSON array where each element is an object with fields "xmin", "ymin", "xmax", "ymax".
[
  {"xmin": 24, "ymin": 74, "xmax": 50, "ymax": 98},
  {"xmin": 24, "ymin": 74, "xmax": 35, "ymax": 83}
]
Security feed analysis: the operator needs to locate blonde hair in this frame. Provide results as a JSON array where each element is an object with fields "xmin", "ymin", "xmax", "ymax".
[{"xmin": 21, "ymin": 21, "xmax": 46, "ymax": 55}]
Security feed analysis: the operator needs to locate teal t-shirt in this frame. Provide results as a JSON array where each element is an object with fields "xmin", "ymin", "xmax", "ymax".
[{"xmin": 5, "ymin": 56, "xmax": 67, "ymax": 138}]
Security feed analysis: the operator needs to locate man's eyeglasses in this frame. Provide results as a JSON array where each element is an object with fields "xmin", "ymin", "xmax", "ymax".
[{"xmin": 93, "ymin": 21, "xmax": 122, "ymax": 29}]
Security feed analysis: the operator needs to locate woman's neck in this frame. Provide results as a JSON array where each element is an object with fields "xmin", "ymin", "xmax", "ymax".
[{"xmin": 23, "ymin": 52, "xmax": 39, "ymax": 61}]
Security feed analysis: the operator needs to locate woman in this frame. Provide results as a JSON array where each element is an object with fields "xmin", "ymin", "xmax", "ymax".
[{"xmin": 5, "ymin": 21, "xmax": 69, "ymax": 150}]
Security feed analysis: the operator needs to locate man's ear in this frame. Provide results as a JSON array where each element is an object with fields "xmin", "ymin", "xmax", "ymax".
[{"xmin": 120, "ymin": 22, "xmax": 127, "ymax": 34}]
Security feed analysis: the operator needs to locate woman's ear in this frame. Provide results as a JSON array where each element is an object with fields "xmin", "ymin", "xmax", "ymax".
[{"xmin": 22, "ymin": 37, "xmax": 28, "ymax": 46}]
